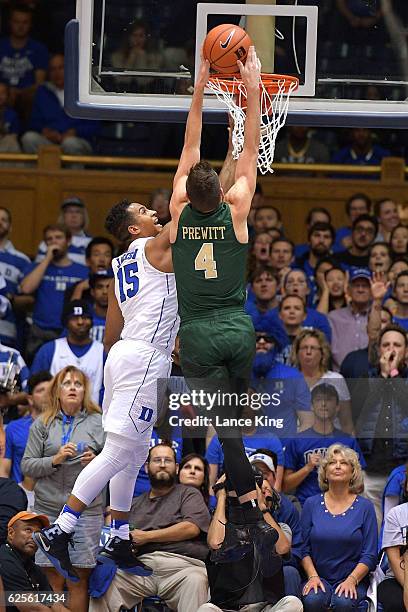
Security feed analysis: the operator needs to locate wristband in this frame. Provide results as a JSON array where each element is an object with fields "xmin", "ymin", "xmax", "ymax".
[{"xmin": 390, "ymin": 368, "xmax": 399, "ymax": 378}]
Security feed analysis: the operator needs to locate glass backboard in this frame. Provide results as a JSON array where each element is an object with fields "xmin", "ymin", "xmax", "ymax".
[{"xmin": 65, "ymin": 0, "xmax": 408, "ymax": 127}]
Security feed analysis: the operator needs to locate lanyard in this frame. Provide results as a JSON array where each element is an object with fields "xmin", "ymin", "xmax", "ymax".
[{"xmin": 61, "ymin": 412, "xmax": 75, "ymax": 445}]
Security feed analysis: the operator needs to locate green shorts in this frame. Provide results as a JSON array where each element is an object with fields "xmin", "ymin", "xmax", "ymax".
[{"xmin": 179, "ymin": 310, "xmax": 255, "ymax": 381}]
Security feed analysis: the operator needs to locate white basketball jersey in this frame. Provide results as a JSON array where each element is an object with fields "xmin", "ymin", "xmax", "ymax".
[
  {"xmin": 50, "ymin": 338, "xmax": 104, "ymax": 404},
  {"xmin": 112, "ymin": 238, "xmax": 179, "ymax": 355}
]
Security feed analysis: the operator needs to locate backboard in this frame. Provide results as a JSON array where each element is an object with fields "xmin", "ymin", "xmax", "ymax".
[{"xmin": 65, "ymin": 0, "xmax": 408, "ymax": 127}]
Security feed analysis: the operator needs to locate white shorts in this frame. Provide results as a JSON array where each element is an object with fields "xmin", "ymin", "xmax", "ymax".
[{"xmin": 102, "ymin": 339, "xmax": 172, "ymax": 439}]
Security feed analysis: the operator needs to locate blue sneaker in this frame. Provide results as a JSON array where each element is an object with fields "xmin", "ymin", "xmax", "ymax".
[{"xmin": 33, "ymin": 524, "xmax": 79, "ymax": 582}]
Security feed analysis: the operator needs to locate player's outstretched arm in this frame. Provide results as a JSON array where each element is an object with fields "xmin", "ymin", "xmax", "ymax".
[
  {"xmin": 104, "ymin": 280, "xmax": 124, "ymax": 353},
  {"xmin": 225, "ymin": 46, "xmax": 261, "ymax": 221},
  {"xmin": 169, "ymin": 57, "xmax": 210, "ymax": 242},
  {"xmin": 218, "ymin": 117, "xmax": 236, "ymax": 193}
]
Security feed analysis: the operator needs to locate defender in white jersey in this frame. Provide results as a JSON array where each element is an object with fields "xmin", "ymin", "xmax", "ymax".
[{"xmin": 33, "ymin": 201, "xmax": 179, "ymax": 582}]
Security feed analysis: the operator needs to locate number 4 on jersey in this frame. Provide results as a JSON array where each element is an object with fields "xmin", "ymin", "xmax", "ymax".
[{"xmin": 194, "ymin": 242, "xmax": 218, "ymax": 279}]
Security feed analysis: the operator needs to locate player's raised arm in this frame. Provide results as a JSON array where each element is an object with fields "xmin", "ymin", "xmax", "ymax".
[
  {"xmin": 169, "ymin": 58, "xmax": 210, "ymax": 239},
  {"xmin": 225, "ymin": 46, "xmax": 261, "ymax": 220}
]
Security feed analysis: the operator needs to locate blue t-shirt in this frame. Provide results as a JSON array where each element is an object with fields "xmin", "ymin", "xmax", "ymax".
[
  {"xmin": 274, "ymin": 493, "xmax": 303, "ymax": 566},
  {"xmin": 252, "ymin": 363, "xmax": 311, "ymax": 438},
  {"xmin": 205, "ymin": 431, "xmax": 284, "ymax": 477},
  {"xmin": 90, "ymin": 313, "xmax": 106, "ymax": 343},
  {"xmin": 267, "ymin": 307, "xmax": 332, "ymax": 343},
  {"xmin": 25, "ymin": 261, "xmax": 88, "ymax": 329},
  {"xmin": 133, "ymin": 430, "xmax": 183, "ymax": 497},
  {"xmin": 393, "ymin": 316, "xmax": 408, "ymax": 331},
  {"xmin": 0, "ymin": 37, "xmax": 48, "ymax": 88},
  {"xmin": 0, "ymin": 241, "xmax": 31, "ymax": 295},
  {"xmin": 301, "ymin": 493, "xmax": 378, "ymax": 585},
  {"xmin": 284, "ymin": 428, "xmax": 366, "ymax": 506},
  {"xmin": 383, "ymin": 464, "xmax": 406, "ymax": 505},
  {"xmin": 5, "ymin": 414, "xmax": 33, "ymax": 483}
]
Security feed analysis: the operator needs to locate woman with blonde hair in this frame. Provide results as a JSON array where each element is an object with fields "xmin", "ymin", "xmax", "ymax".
[
  {"xmin": 300, "ymin": 444, "xmax": 377, "ymax": 611},
  {"xmin": 290, "ymin": 328, "xmax": 354, "ymax": 434},
  {"xmin": 21, "ymin": 366, "xmax": 105, "ymax": 612}
]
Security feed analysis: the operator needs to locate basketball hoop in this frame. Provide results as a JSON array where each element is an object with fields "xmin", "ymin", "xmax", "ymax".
[{"xmin": 207, "ymin": 73, "xmax": 299, "ymax": 175}]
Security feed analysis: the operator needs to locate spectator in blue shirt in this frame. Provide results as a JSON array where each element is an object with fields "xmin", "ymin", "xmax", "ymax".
[
  {"xmin": 251, "ymin": 325, "xmax": 313, "ymax": 438},
  {"xmin": 65, "ymin": 237, "xmax": 114, "ymax": 303},
  {"xmin": 331, "ymin": 128, "xmax": 390, "ymax": 177},
  {"xmin": 0, "ymin": 82, "xmax": 20, "ymax": 152},
  {"xmin": 36, "ymin": 197, "xmax": 93, "ymax": 267},
  {"xmin": 333, "ymin": 214, "xmax": 378, "ymax": 273},
  {"xmin": 245, "ymin": 265, "xmax": 280, "ymax": 327},
  {"xmin": 0, "ymin": 371, "xmax": 52, "ymax": 485},
  {"xmin": 295, "ymin": 207, "xmax": 332, "ymax": 259},
  {"xmin": 0, "ymin": 4, "xmax": 48, "ymax": 119},
  {"xmin": 283, "ymin": 383, "xmax": 365, "ymax": 506},
  {"xmin": 382, "ymin": 462, "xmax": 406, "ymax": 522},
  {"xmin": 301, "ymin": 443, "xmax": 377, "ymax": 611},
  {"xmin": 374, "ymin": 198, "xmax": 401, "ymax": 243},
  {"xmin": 22, "ymin": 53, "xmax": 99, "ymax": 155},
  {"xmin": 89, "ymin": 273, "xmax": 110, "ymax": 344},
  {"xmin": 21, "ymin": 224, "xmax": 88, "ymax": 361},
  {"xmin": 31, "ymin": 300, "xmax": 104, "ymax": 405},
  {"xmin": 295, "ymin": 223, "xmax": 336, "ymax": 304},
  {"xmin": 270, "ymin": 238, "xmax": 295, "ymax": 287},
  {"xmin": 334, "ymin": 193, "xmax": 371, "ymax": 253}
]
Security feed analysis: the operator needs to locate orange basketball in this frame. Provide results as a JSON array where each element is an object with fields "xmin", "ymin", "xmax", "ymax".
[{"xmin": 203, "ymin": 24, "xmax": 252, "ymax": 74}]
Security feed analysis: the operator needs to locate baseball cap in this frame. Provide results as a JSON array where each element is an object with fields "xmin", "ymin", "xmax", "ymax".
[
  {"xmin": 8, "ymin": 511, "xmax": 50, "ymax": 530},
  {"xmin": 61, "ymin": 299, "xmax": 93, "ymax": 327},
  {"xmin": 249, "ymin": 453, "xmax": 276, "ymax": 473},
  {"xmin": 61, "ymin": 197, "xmax": 85, "ymax": 210},
  {"xmin": 89, "ymin": 270, "xmax": 114, "ymax": 289},
  {"xmin": 349, "ymin": 268, "xmax": 371, "ymax": 283}
]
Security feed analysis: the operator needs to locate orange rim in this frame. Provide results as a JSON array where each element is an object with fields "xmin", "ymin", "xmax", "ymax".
[{"xmin": 208, "ymin": 72, "xmax": 299, "ymax": 95}]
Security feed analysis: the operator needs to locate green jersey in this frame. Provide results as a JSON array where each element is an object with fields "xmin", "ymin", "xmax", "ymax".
[{"xmin": 172, "ymin": 202, "xmax": 248, "ymax": 323}]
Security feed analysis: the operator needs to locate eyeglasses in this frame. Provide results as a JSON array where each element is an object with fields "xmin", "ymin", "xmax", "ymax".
[
  {"xmin": 354, "ymin": 226, "xmax": 375, "ymax": 235},
  {"xmin": 61, "ymin": 380, "xmax": 84, "ymax": 389},
  {"xmin": 256, "ymin": 335, "xmax": 274, "ymax": 343},
  {"xmin": 150, "ymin": 457, "xmax": 175, "ymax": 465}
]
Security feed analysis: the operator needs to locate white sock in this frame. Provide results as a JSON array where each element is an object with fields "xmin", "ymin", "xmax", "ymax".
[
  {"xmin": 110, "ymin": 519, "xmax": 130, "ymax": 540},
  {"xmin": 55, "ymin": 504, "xmax": 81, "ymax": 534}
]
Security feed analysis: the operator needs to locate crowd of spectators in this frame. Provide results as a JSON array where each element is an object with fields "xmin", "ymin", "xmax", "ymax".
[{"xmin": 0, "ymin": 184, "xmax": 405, "ymax": 611}]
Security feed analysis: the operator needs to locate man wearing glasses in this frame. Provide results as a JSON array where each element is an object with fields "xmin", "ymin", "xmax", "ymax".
[
  {"xmin": 334, "ymin": 214, "xmax": 378, "ymax": 272},
  {"xmin": 88, "ymin": 442, "xmax": 210, "ymax": 612}
]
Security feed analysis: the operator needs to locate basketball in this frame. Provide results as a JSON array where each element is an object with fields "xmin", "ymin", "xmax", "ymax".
[{"xmin": 203, "ymin": 24, "xmax": 252, "ymax": 74}]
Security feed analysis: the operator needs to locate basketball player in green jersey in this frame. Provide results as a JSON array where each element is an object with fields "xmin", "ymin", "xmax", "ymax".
[{"xmin": 170, "ymin": 47, "xmax": 280, "ymax": 565}]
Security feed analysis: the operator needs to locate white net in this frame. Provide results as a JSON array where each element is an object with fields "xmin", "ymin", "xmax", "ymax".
[{"xmin": 207, "ymin": 75, "xmax": 298, "ymax": 175}]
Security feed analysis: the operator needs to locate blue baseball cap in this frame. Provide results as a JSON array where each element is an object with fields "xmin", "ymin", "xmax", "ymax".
[{"xmin": 349, "ymin": 268, "xmax": 371, "ymax": 283}]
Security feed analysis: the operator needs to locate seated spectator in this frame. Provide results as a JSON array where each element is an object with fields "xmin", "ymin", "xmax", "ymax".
[
  {"xmin": 328, "ymin": 268, "xmax": 371, "ymax": 370},
  {"xmin": 206, "ymin": 409, "xmax": 284, "ymax": 492},
  {"xmin": 21, "ymin": 366, "xmax": 105, "ymax": 610},
  {"xmin": 277, "ymin": 295, "xmax": 307, "ymax": 363},
  {"xmin": 270, "ymin": 238, "xmax": 295, "ymax": 286},
  {"xmin": 202, "ymin": 471, "xmax": 302, "ymax": 612},
  {"xmin": 357, "ymin": 323, "xmax": 408, "ymax": 524},
  {"xmin": 382, "ymin": 462, "xmax": 407, "ymax": 521},
  {"xmin": 149, "ymin": 188, "xmax": 171, "ymax": 225},
  {"xmin": 368, "ymin": 241, "xmax": 392, "ymax": 276},
  {"xmin": 291, "ymin": 329, "xmax": 353, "ymax": 433},
  {"xmin": 178, "ymin": 453, "xmax": 210, "ymax": 506},
  {"xmin": 21, "ymin": 224, "xmax": 88, "ymax": 361},
  {"xmin": 66, "ymin": 237, "xmax": 114, "ymax": 303},
  {"xmin": 316, "ymin": 266, "xmax": 348, "ymax": 314},
  {"xmin": 334, "ymin": 213, "xmax": 378, "ymax": 272},
  {"xmin": 0, "ymin": 478, "xmax": 27, "ymax": 545},
  {"xmin": 31, "ymin": 300, "xmax": 104, "ymax": 405},
  {"xmin": 331, "ymin": 128, "xmax": 390, "ymax": 170},
  {"xmin": 0, "ymin": 206, "xmax": 31, "ymax": 346},
  {"xmin": 0, "ymin": 371, "xmax": 51, "ymax": 486},
  {"xmin": 133, "ymin": 429, "xmax": 183, "ymax": 498},
  {"xmin": 334, "ymin": 193, "xmax": 371, "ymax": 252},
  {"xmin": 0, "ymin": 510, "xmax": 70, "ymax": 612},
  {"xmin": 249, "ymin": 450, "xmax": 304, "ymax": 597},
  {"xmin": 301, "ymin": 443, "xmax": 377, "ymax": 611},
  {"xmin": 390, "ymin": 224, "xmax": 408, "ymax": 258},
  {"xmin": 295, "ymin": 222, "xmax": 335, "ymax": 298},
  {"xmin": 245, "ymin": 265, "xmax": 280, "ymax": 326},
  {"xmin": 0, "ymin": 81, "xmax": 20, "ymax": 152},
  {"xmin": 313, "ymin": 256, "xmax": 335, "ymax": 306},
  {"xmin": 275, "ymin": 126, "xmax": 329, "ymax": 165},
  {"xmin": 375, "ymin": 198, "xmax": 401, "ymax": 243},
  {"xmin": 0, "ymin": 4, "xmax": 48, "ymax": 120},
  {"xmin": 248, "ymin": 233, "xmax": 273, "ymax": 273},
  {"xmin": 389, "ymin": 271, "xmax": 408, "ymax": 330},
  {"xmin": 378, "ymin": 495, "xmax": 408, "ymax": 611},
  {"xmin": 36, "ymin": 198, "xmax": 93, "ymax": 266},
  {"xmin": 384, "ymin": 260, "xmax": 408, "ymax": 314},
  {"xmin": 251, "ymin": 325, "xmax": 312, "ymax": 437},
  {"xmin": 88, "ymin": 273, "xmax": 109, "ymax": 343},
  {"xmin": 294, "ymin": 207, "xmax": 332, "ymax": 259},
  {"xmin": 89, "ymin": 442, "xmax": 210, "ymax": 612},
  {"xmin": 253, "ymin": 206, "xmax": 282, "ymax": 235},
  {"xmin": 283, "ymin": 384, "xmax": 365, "ymax": 507},
  {"xmin": 0, "ymin": 339, "xmax": 30, "ymax": 441},
  {"xmin": 22, "ymin": 53, "xmax": 99, "ymax": 155}
]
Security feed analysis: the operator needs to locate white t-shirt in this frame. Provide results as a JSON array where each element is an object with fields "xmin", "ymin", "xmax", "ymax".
[
  {"xmin": 310, "ymin": 370, "xmax": 351, "ymax": 402},
  {"xmin": 382, "ymin": 502, "xmax": 408, "ymax": 577}
]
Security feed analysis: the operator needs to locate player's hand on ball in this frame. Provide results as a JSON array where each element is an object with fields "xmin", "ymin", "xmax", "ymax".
[{"xmin": 238, "ymin": 46, "xmax": 261, "ymax": 91}]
